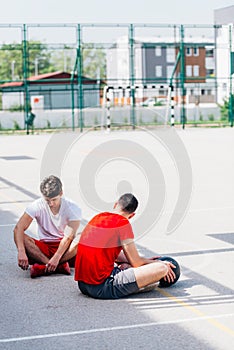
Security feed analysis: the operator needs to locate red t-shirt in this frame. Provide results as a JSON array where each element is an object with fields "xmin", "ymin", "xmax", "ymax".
[{"xmin": 74, "ymin": 212, "xmax": 134, "ymax": 284}]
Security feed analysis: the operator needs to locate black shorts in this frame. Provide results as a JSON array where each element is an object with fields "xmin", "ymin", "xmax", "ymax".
[{"xmin": 78, "ymin": 267, "xmax": 139, "ymax": 299}]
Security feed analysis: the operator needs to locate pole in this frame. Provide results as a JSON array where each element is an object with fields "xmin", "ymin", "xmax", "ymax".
[
  {"xmin": 214, "ymin": 25, "xmax": 219, "ymax": 105},
  {"xmin": 229, "ymin": 24, "xmax": 233, "ymax": 127},
  {"xmin": 35, "ymin": 58, "xmax": 38, "ymax": 76},
  {"xmin": 170, "ymin": 84, "xmax": 175, "ymax": 126},
  {"xmin": 180, "ymin": 25, "xmax": 186, "ymax": 129},
  {"xmin": 129, "ymin": 24, "xmax": 135, "ymax": 129},
  {"xmin": 22, "ymin": 24, "xmax": 30, "ymax": 135},
  {"xmin": 71, "ymin": 48, "xmax": 78, "ymax": 132},
  {"xmin": 106, "ymin": 93, "xmax": 111, "ymax": 132},
  {"xmin": 11, "ymin": 61, "xmax": 15, "ymax": 80},
  {"xmin": 169, "ymin": 49, "xmax": 181, "ymax": 127},
  {"xmin": 77, "ymin": 24, "xmax": 83, "ymax": 132}
]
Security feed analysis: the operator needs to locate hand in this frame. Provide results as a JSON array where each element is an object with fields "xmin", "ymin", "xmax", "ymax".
[
  {"xmin": 163, "ymin": 261, "xmax": 176, "ymax": 283},
  {"xmin": 18, "ymin": 251, "xmax": 29, "ymax": 270},
  {"xmin": 45, "ymin": 256, "xmax": 60, "ymax": 273}
]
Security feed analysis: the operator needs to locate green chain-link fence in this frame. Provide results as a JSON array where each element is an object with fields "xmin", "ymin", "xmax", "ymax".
[{"xmin": 0, "ymin": 23, "xmax": 233, "ymax": 132}]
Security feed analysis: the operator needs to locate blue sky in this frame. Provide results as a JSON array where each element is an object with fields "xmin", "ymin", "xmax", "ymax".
[{"xmin": 0, "ymin": 0, "xmax": 233, "ymax": 24}]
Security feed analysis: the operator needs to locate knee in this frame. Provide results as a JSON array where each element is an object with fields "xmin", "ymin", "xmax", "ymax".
[
  {"xmin": 157, "ymin": 262, "xmax": 168, "ymax": 276},
  {"xmin": 23, "ymin": 234, "xmax": 34, "ymax": 247}
]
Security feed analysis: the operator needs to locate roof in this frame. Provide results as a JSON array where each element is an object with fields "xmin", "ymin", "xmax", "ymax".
[
  {"xmin": 116, "ymin": 35, "xmax": 214, "ymax": 45},
  {"xmin": 0, "ymin": 71, "xmax": 101, "ymax": 89},
  {"xmin": 214, "ymin": 5, "xmax": 234, "ymax": 24}
]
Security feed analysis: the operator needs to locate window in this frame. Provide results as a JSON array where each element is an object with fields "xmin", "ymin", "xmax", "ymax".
[
  {"xmin": 167, "ymin": 65, "xmax": 174, "ymax": 78},
  {"xmin": 159, "ymin": 88, "xmax": 166, "ymax": 95},
  {"xmin": 206, "ymin": 69, "xmax": 214, "ymax": 76},
  {"xmin": 193, "ymin": 47, "xmax": 199, "ymax": 56},
  {"xmin": 186, "ymin": 65, "xmax": 192, "ymax": 76},
  {"xmin": 167, "ymin": 48, "xmax": 175, "ymax": 63},
  {"xmin": 155, "ymin": 47, "xmax": 162, "ymax": 56},
  {"xmin": 155, "ymin": 65, "xmax": 162, "ymax": 77},
  {"xmin": 186, "ymin": 47, "xmax": 192, "ymax": 56},
  {"xmin": 206, "ymin": 49, "xmax": 214, "ymax": 57},
  {"xmin": 193, "ymin": 65, "xmax": 199, "ymax": 77}
]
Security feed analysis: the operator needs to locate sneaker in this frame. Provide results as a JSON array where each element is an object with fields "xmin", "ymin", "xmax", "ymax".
[
  {"xmin": 30, "ymin": 264, "xmax": 47, "ymax": 278},
  {"xmin": 56, "ymin": 262, "xmax": 71, "ymax": 275}
]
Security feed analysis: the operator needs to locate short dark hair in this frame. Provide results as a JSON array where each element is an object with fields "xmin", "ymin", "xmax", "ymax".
[
  {"xmin": 118, "ymin": 193, "xmax": 138, "ymax": 214},
  {"xmin": 40, "ymin": 175, "xmax": 62, "ymax": 198}
]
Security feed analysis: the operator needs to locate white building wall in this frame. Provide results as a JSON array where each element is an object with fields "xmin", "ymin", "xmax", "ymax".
[
  {"xmin": 214, "ymin": 6, "xmax": 234, "ymax": 104},
  {"xmin": 205, "ymin": 57, "xmax": 215, "ymax": 70},
  {"xmin": 216, "ymin": 25, "xmax": 232, "ymax": 104},
  {"xmin": 116, "ymin": 37, "xmax": 130, "ymax": 86},
  {"xmin": 106, "ymin": 36, "xmax": 143, "ymax": 88},
  {"xmin": 106, "ymin": 47, "xmax": 118, "ymax": 85},
  {"xmin": 2, "ymin": 92, "xmax": 24, "ymax": 109}
]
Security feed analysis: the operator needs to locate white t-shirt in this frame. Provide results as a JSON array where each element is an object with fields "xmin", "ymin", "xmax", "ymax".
[{"xmin": 26, "ymin": 197, "xmax": 82, "ymax": 242}]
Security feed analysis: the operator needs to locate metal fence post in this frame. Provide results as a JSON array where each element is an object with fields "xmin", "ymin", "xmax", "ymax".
[
  {"xmin": 180, "ymin": 25, "xmax": 186, "ymax": 129},
  {"xmin": 229, "ymin": 24, "xmax": 233, "ymax": 127},
  {"xmin": 129, "ymin": 24, "xmax": 136, "ymax": 129},
  {"xmin": 77, "ymin": 24, "xmax": 83, "ymax": 132},
  {"xmin": 22, "ymin": 24, "xmax": 30, "ymax": 134}
]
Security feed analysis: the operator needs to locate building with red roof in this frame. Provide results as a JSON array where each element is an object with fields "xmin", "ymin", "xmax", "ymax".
[{"xmin": 0, "ymin": 71, "xmax": 102, "ymax": 110}]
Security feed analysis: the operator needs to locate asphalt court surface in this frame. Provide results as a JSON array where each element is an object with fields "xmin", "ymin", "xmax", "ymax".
[{"xmin": 0, "ymin": 127, "xmax": 234, "ymax": 349}]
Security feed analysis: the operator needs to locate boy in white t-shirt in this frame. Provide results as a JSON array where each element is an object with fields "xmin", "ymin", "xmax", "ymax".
[{"xmin": 14, "ymin": 175, "xmax": 82, "ymax": 278}]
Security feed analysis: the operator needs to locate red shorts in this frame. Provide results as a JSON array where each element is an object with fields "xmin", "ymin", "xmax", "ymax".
[
  {"xmin": 30, "ymin": 239, "xmax": 76, "ymax": 267},
  {"xmin": 33, "ymin": 239, "xmax": 60, "ymax": 259}
]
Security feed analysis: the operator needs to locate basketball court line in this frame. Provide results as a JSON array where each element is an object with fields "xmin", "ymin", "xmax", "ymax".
[
  {"xmin": 0, "ymin": 224, "xmax": 15, "ymax": 227},
  {"xmin": 186, "ymin": 206, "xmax": 234, "ymax": 213},
  {"xmin": 159, "ymin": 289, "xmax": 234, "ymax": 337},
  {"xmin": 0, "ymin": 176, "xmax": 38, "ymax": 200},
  {"xmin": 0, "ymin": 313, "xmax": 233, "ymax": 343}
]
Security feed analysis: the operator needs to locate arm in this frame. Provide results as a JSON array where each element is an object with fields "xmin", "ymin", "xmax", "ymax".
[
  {"xmin": 122, "ymin": 239, "xmax": 176, "ymax": 282},
  {"xmin": 46, "ymin": 220, "xmax": 80, "ymax": 272},
  {"xmin": 13, "ymin": 213, "xmax": 33, "ymax": 270},
  {"xmin": 116, "ymin": 249, "xmax": 160, "ymax": 264},
  {"xmin": 121, "ymin": 239, "xmax": 154, "ymax": 267}
]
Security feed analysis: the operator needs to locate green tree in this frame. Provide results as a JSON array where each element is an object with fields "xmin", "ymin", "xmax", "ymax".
[
  {"xmin": 0, "ymin": 41, "xmax": 55, "ymax": 81},
  {"xmin": 0, "ymin": 43, "xmax": 22, "ymax": 81},
  {"xmin": 49, "ymin": 44, "xmax": 106, "ymax": 80},
  {"xmin": 0, "ymin": 41, "xmax": 106, "ymax": 82},
  {"xmin": 82, "ymin": 44, "xmax": 106, "ymax": 80},
  {"xmin": 219, "ymin": 95, "xmax": 234, "ymax": 121},
  {"xmin": 50, "ymin": 46, "xmax": 76, "ymax": 73},
  {"xmin": 27, "ymin": 41, "xmax": 55, "ymax": 76}
]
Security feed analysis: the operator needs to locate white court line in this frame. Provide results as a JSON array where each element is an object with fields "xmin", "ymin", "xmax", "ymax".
[
  {"xmin": 163, "ymin": 206, "xmax": 234, "ymax": 214},
  {"xmin": 0, "ymin": 224, "xmax": 15, "ymax": 227},
  {"xmin": 188, "ymin": 206, "xmax": 234, "ymax": 213},
  {"xmin": 0, "ymin": 313, "xmax": 233, "ymax": 343}
]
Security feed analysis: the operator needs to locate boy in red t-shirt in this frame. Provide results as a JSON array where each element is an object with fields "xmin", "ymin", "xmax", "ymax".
[{"xmin": 75, "ymin": 193, "xmax": 175, "ymax": 299}]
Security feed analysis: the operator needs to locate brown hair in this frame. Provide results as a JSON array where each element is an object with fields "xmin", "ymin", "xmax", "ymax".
[{"xmin": 40, "ymin": 175, "xmax": 62, "ymax": 198}]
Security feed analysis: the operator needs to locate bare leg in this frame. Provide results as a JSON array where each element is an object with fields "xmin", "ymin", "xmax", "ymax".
[
  {"xmin": 133, "ymin": 261, "xmax": 168, "ymax": 289},
  {"xmin": 26, "ymin": 235, "xmax": 77, "ymax": 266},
  {"xmin": 24, "ymin": 235, "xmax": 49, "ymax": 265}
]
